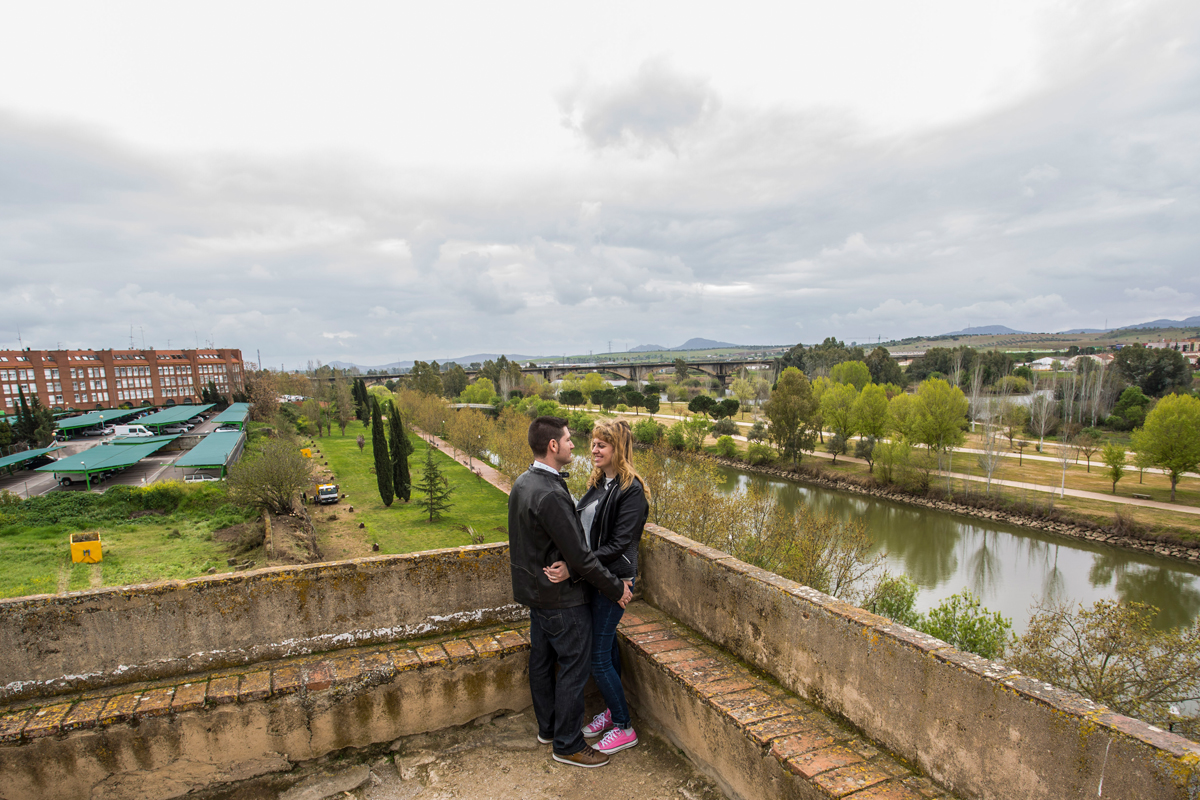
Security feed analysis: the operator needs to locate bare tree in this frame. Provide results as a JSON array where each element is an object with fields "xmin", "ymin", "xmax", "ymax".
[
  {"xmin": 227, "ymin": 438, "xmax": 313, "ymax": 515},
  {"xmin": 1028, "ymin": 373, "xmax": 1057, "ymax": 452}
]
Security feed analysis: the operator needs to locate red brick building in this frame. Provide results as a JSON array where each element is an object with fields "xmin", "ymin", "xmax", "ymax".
[{"xmin": 0, "ymin": 348, "xmax": 244, "ymax": 412}]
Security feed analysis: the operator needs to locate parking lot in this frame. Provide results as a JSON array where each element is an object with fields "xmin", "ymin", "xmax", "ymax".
[{"xmin": 0, "ymin": 411, "xmax": 229, "ymax": 498}]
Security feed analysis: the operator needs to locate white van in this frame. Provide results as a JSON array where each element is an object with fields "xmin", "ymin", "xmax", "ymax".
[{"xmin": 113, "ymin": 424, "xmax": 154, "ymax": 438}]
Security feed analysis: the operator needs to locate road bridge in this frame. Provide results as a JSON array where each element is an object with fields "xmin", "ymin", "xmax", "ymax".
[{"xmin": 346, "ymin": 357, "xmax": 777, "ymax": 388}]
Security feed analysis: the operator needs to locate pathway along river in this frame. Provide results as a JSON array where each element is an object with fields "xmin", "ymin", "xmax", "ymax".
[{"xmin": 714, "ymin": 464, "xmax": 1200, "ymax": 632}]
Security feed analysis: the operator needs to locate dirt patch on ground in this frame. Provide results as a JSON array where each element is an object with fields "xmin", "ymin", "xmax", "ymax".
[
  {"xmin": 128, "ymin": 510, "xmax": 165, "ymax": 519},
  {"xmin": 198, "ymin": 707, "xmax": 726, "ymax": 800},
  {"xmin": 313, "ymin": 505, "xmax": 380, "ymax": 562}
]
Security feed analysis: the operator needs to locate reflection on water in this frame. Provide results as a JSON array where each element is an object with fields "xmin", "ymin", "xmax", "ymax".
[{"xmin": 715, "ymin": 466, "xmax": 1200, "ymax": 632}]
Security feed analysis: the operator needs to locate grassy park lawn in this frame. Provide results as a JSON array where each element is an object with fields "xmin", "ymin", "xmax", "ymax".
[
  {"xmin": 0, "ymin": 485, "xmax": 256, "ymax": 600},
  {"xmin": 307, "ymin": 428, "xmax": 509, "ymax": 561}
]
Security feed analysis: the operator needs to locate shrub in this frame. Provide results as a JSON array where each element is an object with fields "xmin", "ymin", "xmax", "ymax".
[
  {"xmin": 666, "ymin": 422, "xmax": 688, "ymax": 450},
  {"xmin": 747, "ymin": 420, "xmax": 767, "ymax": 442},
  {"xmin": 746, "ymin": 443, "xmax": 776, "ymax": 465},
  {"xmin": 715, "ymin": 435, "xmax": 738, "ymax": 457},
  {"xmin": 568, "ymin": 411, "xmax": 595, "ymax": 434},
  {"xmin": 711, "ymin": 418, "xmax": 738, "ymax": 436},
  {"xmin": 632, "ymin": 418, "xmax": 664, "ymax": 445},
  {"xmin": 616, "ymin": 403, "xmax": 629, "ymax": 413}
]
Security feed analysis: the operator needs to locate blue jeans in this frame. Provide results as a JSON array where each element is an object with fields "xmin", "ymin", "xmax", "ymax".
[
  {"xmin": 528, "ymin": 604, "xmax": 592, "ymax": 755},
  {"xmin": 591, "ymin": 579, "xmax": 632, "ymax": 729}
]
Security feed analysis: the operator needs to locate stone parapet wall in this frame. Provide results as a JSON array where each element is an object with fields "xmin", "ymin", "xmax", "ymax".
[
  {"xmin": 0, "ymin": 544, "xmax": 522, "ymax": 704},
  {"xmin": 638, "ymin": 523, "xmax": 1200, "ymax": 800},
  {"xmin": 0, "ymin": 623, "xmax": 534, "ymax": 800}
]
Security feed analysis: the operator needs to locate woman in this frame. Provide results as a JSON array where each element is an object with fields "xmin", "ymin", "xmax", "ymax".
[{"xmin": 544, "ymin": 417, "xmax": 649, "ymax": 755}]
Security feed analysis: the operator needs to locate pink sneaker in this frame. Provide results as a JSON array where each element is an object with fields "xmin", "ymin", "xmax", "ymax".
[
  {"xmin": 582, "ymin": 708, "xmax": 612, "ymax": 737},
  {"xmin": 595, "ymin": 725, "xmax": 638, "ymax": 754}
]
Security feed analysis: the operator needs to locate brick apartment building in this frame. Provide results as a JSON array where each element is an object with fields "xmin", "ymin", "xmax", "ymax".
[{"xmin": 0, "ymin": 348, "xmax": 244, "ymax": 412}]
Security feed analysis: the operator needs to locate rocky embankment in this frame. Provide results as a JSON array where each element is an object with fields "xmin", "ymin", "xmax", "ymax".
[{"xmin": 707, "ymin": 454, "xmax": 1200, "ymax": 565}]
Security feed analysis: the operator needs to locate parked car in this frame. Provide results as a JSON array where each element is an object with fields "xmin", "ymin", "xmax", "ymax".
[
  {"xmin": 215, "ymin": 425, "xmax": 240, "ymax": 433},
  {"xmin": 188, "ymin": 416, "xmax": 204, "ymax": 424},
  {"xmin": 163, "ymin": 425, "xmax": 188, "ymax": 434},
  {"xmin": 80, "ymin": 427, "xmax": 104, "ymax": 437},
  {"xmin": 184, "ymin": 473, "xmax": 221, "ymax": 483},
  {"xmin": 101, "ymin": 426, "xmax": 115, "ymax": 435}
]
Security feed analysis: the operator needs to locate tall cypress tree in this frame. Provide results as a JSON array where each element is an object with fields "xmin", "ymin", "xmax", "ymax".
[
  {"xmin": 370, "ymin": 396, "xmax": 394, "ymax": 507},
  {"xmin": 388, "ymin": 400, "xmax": 413, "ymax": 502},
  {"xmin": 415, "ymin": 444, "xmax": 454, "ymax": 522}
]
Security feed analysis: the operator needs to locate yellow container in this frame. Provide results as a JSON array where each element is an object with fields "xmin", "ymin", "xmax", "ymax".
[
  {"xmin": 300, "ymin": 448, "xmax": 312, "ymax": 458},
  {"xmin": 70, "ymin": 532, "xmax": 103, "ymax": 564}
]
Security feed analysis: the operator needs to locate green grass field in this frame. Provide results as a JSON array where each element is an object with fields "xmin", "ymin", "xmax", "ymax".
[
  {"xmin": 307, "ymin": 427, "xmax": 509, "ymax": 560},
  {"xmin": 0, "ymin": 483, "xmax": 256, "ymax": 599}
]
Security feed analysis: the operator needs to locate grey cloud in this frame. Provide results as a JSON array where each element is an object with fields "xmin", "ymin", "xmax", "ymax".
[{"xmin": 559, "ymin": 59, "xmax": 718, "ymax": 154}]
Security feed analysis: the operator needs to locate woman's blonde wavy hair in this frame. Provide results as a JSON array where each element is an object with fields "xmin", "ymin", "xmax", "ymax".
[{"xmin": 587, "ymin": 418, "xmax": 650, "ymax": 499}]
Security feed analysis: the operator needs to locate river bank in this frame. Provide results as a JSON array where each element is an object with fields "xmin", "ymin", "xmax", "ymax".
[{"xmin": 697, "ymin": 450, "xmax": 1200, "ymax": 565}]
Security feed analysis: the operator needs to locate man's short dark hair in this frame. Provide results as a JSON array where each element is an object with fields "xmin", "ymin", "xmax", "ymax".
[{"xmin": 528, "ymin": 416, "xmax": 570, "ymax": 457}]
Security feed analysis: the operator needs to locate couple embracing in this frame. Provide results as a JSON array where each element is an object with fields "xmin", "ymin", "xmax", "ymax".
[{"xmin": 507, "ymin": 415, "xmax": 650, "ymax": 768}]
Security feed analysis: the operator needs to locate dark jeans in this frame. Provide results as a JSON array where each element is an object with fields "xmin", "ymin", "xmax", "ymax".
[
  {"xmin": 591, "ymin": 579, "xmax": 631, "ymax": 728},
  {"xmin": 528, "ymin": 604, "xmax": 592, "ymax": 755}
]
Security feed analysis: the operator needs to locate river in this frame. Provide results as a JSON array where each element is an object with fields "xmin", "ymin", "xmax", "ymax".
[{"xmin": 714, "ymin": 464, "xmax": 1200, "ymax": 632}]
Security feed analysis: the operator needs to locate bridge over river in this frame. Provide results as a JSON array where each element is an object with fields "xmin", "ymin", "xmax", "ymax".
[{"xmin": 338, "ymin": 356, "xmax": 778, "ymax": 387}]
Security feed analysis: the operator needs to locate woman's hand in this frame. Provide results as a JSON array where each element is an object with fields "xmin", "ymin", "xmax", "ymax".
[{"xmin": 543, "ymin": 561, "xmax": 570, "ymax": 583}]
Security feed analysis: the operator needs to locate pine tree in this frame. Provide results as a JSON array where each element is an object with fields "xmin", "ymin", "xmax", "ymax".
[
  {"xmin": 415, "ymin": 444, "xmax": 454, "ymax": 522},
  {"xmin": 370, "ymin": 396, "xmax": 394, "ymax": 507},
  {"xmin": 388, "ymin": 400, "xmax": 413, "ymax": 502}
]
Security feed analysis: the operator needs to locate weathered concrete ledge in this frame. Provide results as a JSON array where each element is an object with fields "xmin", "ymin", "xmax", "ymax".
[
  {"xmin": 620, "ymin": 602, "xmax": 950, "ymax": 800},
  {"xmin": 0, "ymin": 623, "xmax": 534, "ymax": 800},
  {"xmin": 639, "ymin": 523, "xmax": 1200, "ymax": 800},
  {"xmin": 0, "ymin": 544, "xmax": 524, "ymax": 704}
]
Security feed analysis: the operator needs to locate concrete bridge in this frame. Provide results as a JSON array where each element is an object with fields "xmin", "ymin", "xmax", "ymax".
[{"xmin": 351, "ymin": 357, "xmax": 777, "ymax": 388}]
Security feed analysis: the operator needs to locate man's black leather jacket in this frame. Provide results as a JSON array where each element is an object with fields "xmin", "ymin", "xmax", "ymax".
[{"xmin": 508, "ymin": 465, "xmax": 625, "ymax": 609}]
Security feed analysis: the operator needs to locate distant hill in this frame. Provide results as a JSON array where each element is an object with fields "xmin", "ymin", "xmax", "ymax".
[
  {"xmin": 1056, "ymin": 328, "xmax": 1106, "ymax": 335},
  {"xmin": 1120, "ymin": 316, "xmax": 1200, "ymax": 330},
  {"xmin": 673, "ymin": 338, "xmax": 741, "ymax": 350},
  {"xmin": 938, "ymin": 325, "xmax": 1029, "ymax": 336},
  {"xmin": 328, "ymin": 353, "xmax": 538, "ymax": 372},
  {"xmin": 630, "ymin": 343, "xmax": 668, "ymax": 353}
]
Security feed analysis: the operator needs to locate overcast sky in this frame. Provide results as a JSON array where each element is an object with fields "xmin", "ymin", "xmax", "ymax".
[{"xmin": 1, "ymin": 1, "xmax": 1198, "ymax": 367}]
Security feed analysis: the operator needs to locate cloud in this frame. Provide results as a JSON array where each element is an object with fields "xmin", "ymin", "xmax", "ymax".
[{"xmin": 558, "ymin": 59, "xmax": 718, "ymax": 154}]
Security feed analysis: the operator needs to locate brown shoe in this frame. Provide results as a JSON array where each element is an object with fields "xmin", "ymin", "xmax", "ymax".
[{"xmin": 552, "ymin": 745, "xmax": 609, "ymax": 768}]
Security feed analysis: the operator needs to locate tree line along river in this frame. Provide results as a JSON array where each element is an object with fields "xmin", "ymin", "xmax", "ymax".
[{"xmin": 713, "ymin": 463, "xmax": 1200, "ymax": 633}]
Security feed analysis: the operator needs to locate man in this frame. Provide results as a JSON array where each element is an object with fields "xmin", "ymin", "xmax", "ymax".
[{"xmin": 508, "ymin": 416, "xmax": 632, "ymax": 768}]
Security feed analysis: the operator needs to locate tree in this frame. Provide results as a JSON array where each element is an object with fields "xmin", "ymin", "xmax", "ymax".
[
  {"xmin": 999, "ymin": 401, "xmax": 1030, "ymax": 447},
  {"xmin": 244, "ymin": 370, "xmax": 281, "ymax": 422},
  {"xmin": 441, "ymin": 363, "xmax": 469, "ymax": 399},
  {"xmin": 352, "ymin": 378, "xmax": 369, "ymax": 421},
  {"xmin": 688, "ymin": 395, "xmax": 715, "ymax": 417},
  {"xmin": 333, "ymin": 374, "xmax": 354, "ymax": 435},
  {"xmin": 227, "ymin": 438, "xmax": 312, "ymax": 515},
  {"xmin": 854, "ymin": 436, "xmax": 877, "ymax": 472},
  {"xmin": 558, "ymin": 388, "xmax": 584, "ymax": 408},
  {"xmin": 819, "ymin": 382, "xmax": 858, "ymax": 463},
  {"xmin": 1102, "ymin": 442, "xmax": 1126, "ymax": 494},
  {"xmin": 674, "ymin": 358, "xmax": 690, "ymax": 383},
  {"xmin": 712, "ymin": 398, "xmax": 740, "ymax": 421},
  {"xmin": 1110, "ymin": 386, "xmax": 1151, "ymax": 430},
  {"xmin": 388, "ymin": 400, "xmax": 413, "ymax": 502},
  {"xmin": 865, "ymin": 346, "xmax": 904, "ymax": 387},
  {"xmin": 622, "ymin": 385, "xmax": 645, "ymax": 414},
  {"xmin": 415, "ymin": 444, "xmax": 454, "ymax": 521},
  {"xmin": 912, "ymin": 378, "xmax": 967, "ymax": 456},
  {"xmin": 1075, "ymin": 428, "xmax": 1102, "ymax": 473},
  {"xmin": 460, "ymin": 378, "xmax": 497, "ymax": 404},
  {"xmin": 1115, "ymin": 345, "xmax": 1193, "ymax": 396},
  {"xmin": 356, "ymin": 433, "xmax": 365, "ymax": 453},
  {"xmin": 829, "ymin": 360, "xmax": 871, "ymax": 391},
  {"xmin": 370, "ymin": 397, "xmax": 394, "ymax": 506},
  {"xmin": 445, "ymin": 407, "xmax": 488, "ymax": 469},
  {"xmin": 763, "ymin": 367, "xmax": 818, "ymax": 465},
  {"xmin": 642, "ymin": 393, "xmax": 661, "ymax": 415},
  {"xmin": 1132, "ymin": 393, "xmax": 1200, "ymax": 501},
  {"xmin": 852, "ymin": 383, "xmax": 889, "ymax": 440},
  {"xmin": 730, "ymin": 377, "xmax": 754, "ymax": 417},
  {"xmin": 408, "ymin": 361, "xmax": 444, "ymax": 396},
  {"xmin": 1009, "ymin": 600, "xmax": 1200, "ymax": 737},
  {"xmin": 888, "ymin": 392, "xmax": 919, "ymax": 441}
]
